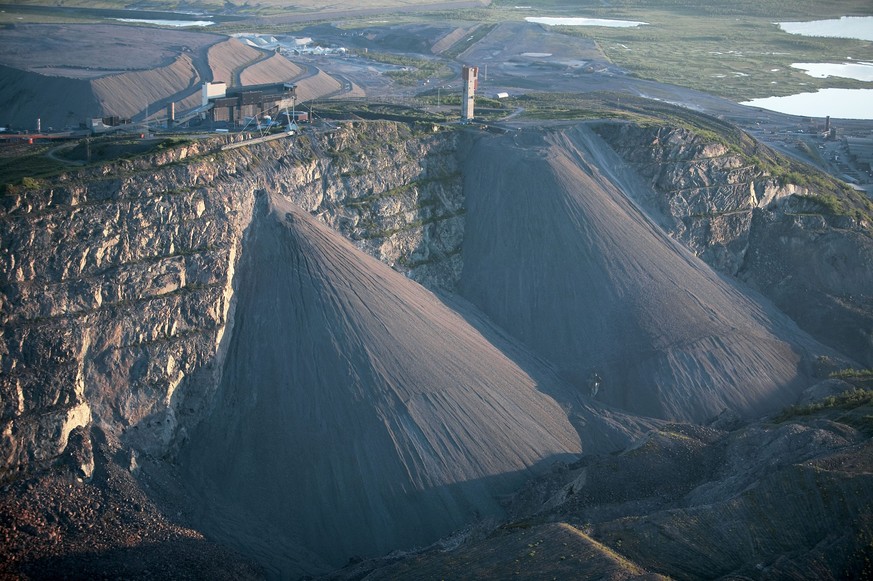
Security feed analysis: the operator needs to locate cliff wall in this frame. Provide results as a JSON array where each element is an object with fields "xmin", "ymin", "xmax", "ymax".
[
  {"xmin": 595, "ymin": 122, "xmax": 873, "ymax": 366},
  {"xmin": 0, "ymin": 121, "xmax": 463, "ymax": 480}
]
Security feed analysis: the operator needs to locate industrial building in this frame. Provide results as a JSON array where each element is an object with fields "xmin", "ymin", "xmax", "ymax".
[
  {"xmin": 845, "ymin": 137, "xmax": 873, "ymax": 173},
  {"xmin": 461, "ymin": 65, "xmax": 478, "ymax": 122},
  {"xmin": 201, "ymin": 81, "xmax": 297, "ymax": 126}
]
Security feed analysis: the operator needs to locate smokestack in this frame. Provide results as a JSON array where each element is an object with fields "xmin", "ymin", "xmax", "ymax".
[{"xmin": 461, "ymin": 65, "xmax": 478, "ymax": 122}]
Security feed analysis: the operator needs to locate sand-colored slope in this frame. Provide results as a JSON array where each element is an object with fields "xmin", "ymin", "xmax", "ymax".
[
  {"xmin": 238, "ymin": 52, "xmax": 304, "ymax": 85},
  {"xmin": 0, "ymin": 24, "xmax": 219, "ymax": 77},
  {"xmin": 0, "ymin": 65, "xmax": 100, "ymax": 130},
  {"xmin": 91, "ymin": 53, "xmax": 200, "ymax": 120},
  {"xmin": 207, "ymin": 37, "xmax": 265, "ymax": 85},
  {"xmin": 295, "ymin": 70, "xmax": 343, "ymax": 102},
  {"xmin": 459, "ymin": 125, "xmax": 827, "ymax": 422},
  {"xmin": 181, "ymin": 193, "xmax": 585, "ymax": 570},
  {"xmin": 431, "ymin": 25, "xmax": 477, "ymax": 54},
  {"xmin": 0, "ymin": 24, "xmax": 222, "ymax": 128}
]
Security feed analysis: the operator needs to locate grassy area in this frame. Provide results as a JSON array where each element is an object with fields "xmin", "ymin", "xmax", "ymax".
[
  {"xmin": 0, "ymin": 136, "xmax": 204, "ymax": 189},
  {"xmin": 0, "ymin": 143, "xmax": 69, "ymax": 188},
  {"xmin": 480, "ymin": 1, "xmax": 873, "ymax": 101},
  {"xmin": 831, "ymin": 368, "xmax": 873, "ymax": 380},
  {"xmin": 493, "ymin": 0, "xmax": 873, "ymax": 19},
  {"xmin": 543, "ymin": 12, "xmax": 870, "ymax": 100},
  {"xmin": 358, "ymin": 52, "xmax": 454, "ymax": 86},
  {"xmin": 774, "ymin": 389, "xmax": 873, "ymax": 433}
]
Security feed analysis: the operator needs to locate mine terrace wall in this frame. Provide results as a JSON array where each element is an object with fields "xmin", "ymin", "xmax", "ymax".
[{"xmin": 0, "ymin": 121, "xmax": 463, "ymax": 479}]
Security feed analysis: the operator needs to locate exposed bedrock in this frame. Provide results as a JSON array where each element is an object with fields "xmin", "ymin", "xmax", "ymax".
[
  {"xmin": 0, "ymin": 122, "xmax": 464, "ymax": 480},
  {"xmin": 1, "ymin": 118, "xmax": 867, "ymax": 577},
  {"xmin": 595, "ymin": 122, "xmax": 873, "ymax": 366}
]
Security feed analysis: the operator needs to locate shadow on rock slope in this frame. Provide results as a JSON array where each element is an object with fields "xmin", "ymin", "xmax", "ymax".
[
  {"xmin": 458, "ymin": 125, "xmax": 839, "ymax": 422},
  {"xmin": 179, "ymin": 191, "xmax": 599, "ymax": 575}
]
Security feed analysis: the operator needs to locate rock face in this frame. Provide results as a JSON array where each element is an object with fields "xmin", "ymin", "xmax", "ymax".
[
  {"xmin": 283, "ymin": 122, "xmax": 466, "ymax": 291},
  {"xmin": 1, "ymin": 138, "xmax": 250, "ymax": 479},
  {"xmin": 1, "ymin": 118, "xmax": 868, "ymax": 578},
  {"xmin": 0, "ymin": 122, "xmax": 465, "ymax": 481},
  {"xmin": 595, "ymin": 122, "xmax": 873, "ymax": 366}
]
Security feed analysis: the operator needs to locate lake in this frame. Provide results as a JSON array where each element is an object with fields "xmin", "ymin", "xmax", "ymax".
[
  {"xmin": 779, "ymin": 16, "xmax": 873, "ymax": 42},
  {"xmin": 743, "ymin": 16, "xmax": 873, "ymax": 118},
  {"xmin": 741, "ymin": 88, "xmax": 873, "ymax": 120},
  {"xmin": 114, "ymin": 18, "xmax": 214, "ymax": 27},
  {"xmin": 525, "ymin": 17, "xmax": 647, "ymax": 28},
  {"xmin": 791, "ymin": 62, "xmax": 873, "ymax": 82}
]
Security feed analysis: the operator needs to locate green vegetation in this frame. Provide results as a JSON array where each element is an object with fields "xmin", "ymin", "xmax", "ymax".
[
  {"xmin": 791, "ymin": 189, "xmax": 873, "ymax": 223},
  {"xmin": 489, "ymin": 1, "xmax": 873, "ymax": 101},
  {"xmin": 492, "ymin": 0, "xmax": 872, "ymax": 19},
  {"xmin": 557, "ymin": 18, "xmax": 868, "ymax": 101},
  {"xmin": 360, "ymin": 52, "xmax": 453, "ymax": 86},
  {"xmin": 774, "ymin": 389, "xmax": 873, "ymax": 433},
  {"xmin": 830, "ymin": 368, "xmax": 873, "ymax": 380},
  {"xmin": 0, "ymin": 144, "xmax": 68, "ymax": 188}
]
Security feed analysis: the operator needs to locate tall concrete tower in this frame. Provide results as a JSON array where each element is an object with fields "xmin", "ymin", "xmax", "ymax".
[{"xmin": 461, "ymin": 65, "xmax": 478, "ymax": 122}]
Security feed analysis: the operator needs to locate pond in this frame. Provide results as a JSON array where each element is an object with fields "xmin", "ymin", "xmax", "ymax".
[
  {"xmin": 778, "ymin": 16, "xmax": 873, "ymax": 42},
  {"xmin": 791, "ymin": 61, "xmax": 873, "ymax": 82},
  {"xmin": 114, "ymin": 18, "xmax": 214, "ymax": 27},
  {"xmin": 525, "ymin": 17, "xmax": 647, "ymax": 28},
  {"xmin": 741, "ymin": 88, "xmax": 873, "ymax": 120},
  {"xmin": 743, "ymin": 16, "xmax": 873, "ymax": 118}
]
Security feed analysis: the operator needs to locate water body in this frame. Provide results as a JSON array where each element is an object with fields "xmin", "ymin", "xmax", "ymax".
[
  {"xmin": 0, "ymin": 3, "xmax": 234, "ymax": 24},
  {"xmin": 743, "ymin": 17, "xmax": 873, "ymax": 118},
  {"xmin": 741, "ymin": 88, "xmax": 873, "ymax": 120},
  {"xmin": 779, "ymin": 16, "xmax": 873, "ymax": 42},
  {"xmin": 791, "ymin": 62, "xmax": 873, "ymax": 82},
  {"xmin": 525, "ymin": 17, "xmax": 647, "ymax": 28},
  {"xmin": 114, "ymin": 18, "xmax": 214, "ymax": 27}
]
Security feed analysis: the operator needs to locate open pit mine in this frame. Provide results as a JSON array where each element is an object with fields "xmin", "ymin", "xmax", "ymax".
[{"xmin": 2, "ymin": 110, "xmax": 872, "ymax": 579}]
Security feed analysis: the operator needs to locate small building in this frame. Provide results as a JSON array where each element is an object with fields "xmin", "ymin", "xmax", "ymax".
[
  {"xmin": 495, "ymin": 92, "xmax": 509, "ymax": 99},
  {"xmin": 89, "ymin": 116, "xmax": 131, "ymax": 134},
  {"xmin": 279, "ymin": 110, "xmax": 309, "ymax": 123}
]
